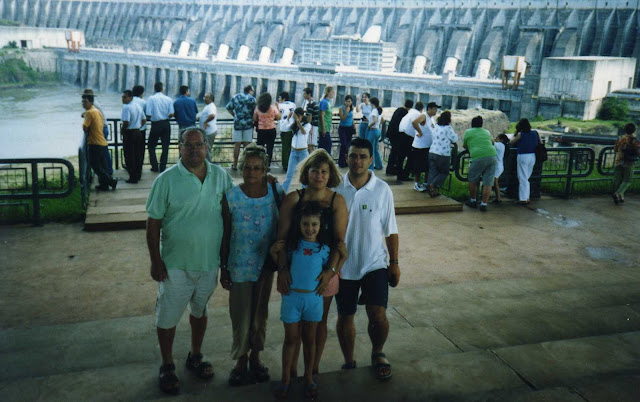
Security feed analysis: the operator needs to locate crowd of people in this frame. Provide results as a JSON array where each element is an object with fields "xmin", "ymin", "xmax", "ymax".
[{"xmin": 79, "ymin": 80, "xmax": 640, "ymax": 399}]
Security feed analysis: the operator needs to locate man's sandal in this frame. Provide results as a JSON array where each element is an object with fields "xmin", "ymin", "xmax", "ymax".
[
  {"xmin": 185, "ymin": 352, "xmax": 214, "ymax": 379},
  {"xmin": 304, "ymin": 382, "xmax": 319, "ymax": 400},
  {"xmin": 341, "ymin": 360, "xmax": 357, "ymax": 370},
  {"xmin": 228, "ymin": 367, "xmax": 251, "ymax": 386},
  {"xmin": 158, "ymin": 363, "xmax": 180, "ymax": 395},
  {"xmin": 249, "ymin": 363, "xmax": 270, "ymax": 383},
  {"xmin": 371, "ymin": 352, "xmax": 392, "ymax": 381},
  {"xmin": 273, "ymin": 382, "xmax": 290, "ymax": 399}
]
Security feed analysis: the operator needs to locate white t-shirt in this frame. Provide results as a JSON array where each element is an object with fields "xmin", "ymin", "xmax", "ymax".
[
  {"xmin": 429, "ymin": 125, "xmax": 459, "ymax": 156},
  {"xmin": 495, "ymin": 142, "xmax": 505, "ymax": 166},
  {"xmin": 368, "ymin": 109, "xmax": 382, "ymax": 130},
  {"xmin": 278, "ymin": 101, "xmax": 296, "ymax": 132},
  {"xmin": 121, "ymin": 102, "xmax": 145, "ymax": 130},
  {"xmin": 334, "ymin": 171, "xmax": 398, "ymax": 280},
  {"xmin": 200, "ymin": 102, "xmax": 217, "ymax": 135},
  {"xmin": 398, "ymin": 108, "xmax": 422, "ymax": 137},
  {"xmin": 291, "ymin": 122, "xmax": 311, "ymax": 149},
  {"xmin": 412, "ymin": 114, "xmax": 435, "ymax": 149}
]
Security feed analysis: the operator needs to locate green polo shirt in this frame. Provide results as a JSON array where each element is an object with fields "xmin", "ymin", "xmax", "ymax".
[
  {"xmin": 146, "ymin": 160, "xmax": 234, "ymax": 271},
  {"xmin": 463, "ymin": 127, "xmax": 497, "ymax": 161}
]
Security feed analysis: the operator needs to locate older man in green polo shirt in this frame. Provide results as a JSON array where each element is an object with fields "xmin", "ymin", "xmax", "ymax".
[
  {"xmin": 462, "ymin": 116, "xmax": 497, "ymax": 212},
  {"xmin": 146, "ymin": 127, "xmax": 234, "ymax": 394}
]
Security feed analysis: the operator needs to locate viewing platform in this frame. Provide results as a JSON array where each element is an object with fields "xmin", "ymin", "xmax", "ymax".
[{"xmin": 84, "ymin": 166, "xmax": 462, "ymax": 232}]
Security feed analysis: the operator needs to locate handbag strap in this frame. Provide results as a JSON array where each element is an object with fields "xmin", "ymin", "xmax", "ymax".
[{"xmin": 271, "ymin": 181, "xmax": 281, "ymax": 209}]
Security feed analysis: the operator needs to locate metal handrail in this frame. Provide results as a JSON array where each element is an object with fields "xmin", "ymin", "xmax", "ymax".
[
  {"xmin": 0, "ymin": 158, "xmax": 76, "ymax": 226},
  {"xmin": 597, "ymin": 146, "xmax": 640, "ymax": 176}
]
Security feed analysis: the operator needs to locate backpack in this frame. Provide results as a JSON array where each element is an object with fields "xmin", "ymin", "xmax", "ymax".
[{"xmin": 622, "ymin": 139, "xmax": 640, "ymax": 163}]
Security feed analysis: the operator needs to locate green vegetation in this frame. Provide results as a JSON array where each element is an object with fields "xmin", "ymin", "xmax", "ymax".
[
  {"xmin": 0, "ymin": 50, "xmax": 59, "ymax": 86},
  {"xmin": 598, "ymin": 98, "xmax": 629, "ymax": 121},
  {"xmin": 0, "ymin": 19, "xmax": 20, "ymax": 26},
  {"xmin": 508, "ymin": 117, "xmax": 627, "ymax": 135},
  {"xmin": 0, "ymin": 178, "xmax": 84, "ymax": 224}
]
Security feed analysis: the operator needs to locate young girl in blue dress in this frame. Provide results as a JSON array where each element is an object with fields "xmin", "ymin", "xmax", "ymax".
[{"xmin": 272, "ymin": 201, "xmax": 346, "ymax": 400}]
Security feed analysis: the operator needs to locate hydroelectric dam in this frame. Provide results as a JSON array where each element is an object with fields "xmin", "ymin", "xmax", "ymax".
[{"xmin": 3, "ymin": 0, "xmax": 639, "ymax": 121}]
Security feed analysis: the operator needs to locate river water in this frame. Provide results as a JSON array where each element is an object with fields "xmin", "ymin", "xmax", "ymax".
[{"xmin": 0, "ymin": 84, "xmax": 230, "ymax": 159}]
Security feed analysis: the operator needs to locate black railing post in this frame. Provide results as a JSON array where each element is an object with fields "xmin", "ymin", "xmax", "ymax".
[
  {"xmin": 565, "ymin": 148, "xmax": 574, "ymax": 196},
  {"xmin": 31, "ymin": 161, "xmax": 42, "ymax": 226},
  {"xmin": 112, "ymin": 121, "xmax": 120, "ymax": 170}
]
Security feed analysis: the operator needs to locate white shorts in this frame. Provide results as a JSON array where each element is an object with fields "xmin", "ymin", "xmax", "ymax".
[
  {"xmin": 155, "ymin": 269, "xmax": 218, "ymax": 329},
  {"xmin": 232, "ymin": 128, "xmax": 253, "ymax": 143},
  {"xmin": 308, "ymin": 126, "xmax": 318, "ymax": 146}
]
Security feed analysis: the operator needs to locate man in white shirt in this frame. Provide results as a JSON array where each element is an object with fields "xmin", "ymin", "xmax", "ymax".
[
  {"xmin": 121, "ymin": 89, "xmax": 146, "ymax": 183},
  {"xmin": 199, "ymin": 92, "xmax": 217, "ymax": 161},
  {"xmin": 145, "ymin": 82, "xmax": 175, "ymax": 172},
  {"xmin": 276, "ymin": 91, "xmax": 296, "ymax": 170},
  {"xmin": 334, "ymin": 137, "xmax": 400, "ymax": 381}
]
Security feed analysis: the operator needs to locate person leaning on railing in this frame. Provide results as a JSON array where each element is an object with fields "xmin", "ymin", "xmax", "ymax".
[
  {"xmin": 612, "ymin": 123, "xmax": 640, "ymax": 204},
  {"xmin": 509, "ymin": 118, "xmax": 540, "ymax": 205}
]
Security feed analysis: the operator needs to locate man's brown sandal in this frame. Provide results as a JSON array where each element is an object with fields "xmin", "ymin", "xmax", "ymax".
[{"xmin": 186, "ymin": 352, "xmax": 214, "ymax": 379}]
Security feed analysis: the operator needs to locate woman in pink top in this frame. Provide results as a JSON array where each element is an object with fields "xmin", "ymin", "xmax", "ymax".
[{"xmin": 254, "ymin": 92, "xmax": 281, "ymax": 166}]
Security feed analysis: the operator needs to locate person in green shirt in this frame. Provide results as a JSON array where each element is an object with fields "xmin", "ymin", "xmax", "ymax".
[
  {"xmin": 318, "ymin": 86, "xmax": 335, "ymax": 155},
  {"xmin": 462, "ymin": 116, "xmax": 497, "ymax": 211},
  {"xmin": 146, "ymin": 127, "xmax": 234, "ymax": 394}
]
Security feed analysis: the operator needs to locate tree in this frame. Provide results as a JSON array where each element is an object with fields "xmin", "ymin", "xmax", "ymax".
[{"xmin": 598, "ymin": 98, "xmax": 629, "ymax": 121}]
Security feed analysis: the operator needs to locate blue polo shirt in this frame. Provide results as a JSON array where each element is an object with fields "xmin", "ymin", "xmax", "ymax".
[
  {"xmin": 146, "ymin": 160, "xmax": 234, "ymax": 271},
  {"xmin": 173, "ymin": 95, "xmax": 198, "ymax": 127}
]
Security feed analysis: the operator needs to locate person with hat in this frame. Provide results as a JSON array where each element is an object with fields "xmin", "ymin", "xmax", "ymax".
[{"xmin": 82, "ymin": 90, "xmax": 117, "ymax": 191}]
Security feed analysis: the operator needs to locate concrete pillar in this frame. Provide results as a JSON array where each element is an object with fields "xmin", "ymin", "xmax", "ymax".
[
  {"xmin": 258, "ymin": 46, "xmax": 273, "ymax": 63},
  {"xmin": 167, "ymin": 69, "xmax": 179, "ymax": 97},
  {"xmin": 295, "ymin": 82, "xmax": 305, "ymax": 106},
  {"xmin": 145, "ymin": 68, "xmax": 155, "ymax": 97},
  {"xmin": 237, "ymin": 45, "xmax": 250, "ymax": 61},
  {"xmin": 451, "ymin": 96, "xmax": 458, "ymax": 110},
  {"xmin": 98, "ymin": 62, "xmax": 107, "ymax": 93},
  {"xmin": 213, "ymin": 73, "xmax": 226, "ymax": 105},
  {"xmin": 125, "ymin": 64, "xmax": 136, "ymax": 89},
  {"xmin": 197, "ymin": 43, "xmax": 210, "ymax": 59},
  {"xmin": 190, "ymin": 71, "xmax": 202, "ymax": 99},
  {"xmin": 468, "ymin": 97, "xmax": 482, "ymax": 109},
  {"xmin": 412, "ymin": 56, "xmax": 427, "ymax": 74},
  {"xmin": 118, "ymin": 63, "xmax": 126, "ymax": 92},
  {"xmin": 267, "ymin": 79, "xmax": 278, "ymax": 97},
  {"xmin": 256, "ymin": 77, "xmax": 265, "ymax": 95},
  {"xmin": 443, "ymin": 57, "xmax": 458, "ymax": 75},
  {"xmin": 160, "ymin": 40, "xmax": 172, "ymax": 54},
  {"xmin": 475, "ymin": 59, "xmax": 492, "ymax": 79},
  {"xmin": 106, "ymin": 63, "xmax": 117, "ymax": 92},
  {"xmin": 494, "ymin": 99, "xmax": 501, "ymax": 111},
  {"xmin": 178, "ymin": 41, "xmax": 190, "ymax": 57},
  {"xmin": 229, "ymin": 75, "xmax": 238, "ymax": 96},
  {"xmin": 216, "ymin": 43, "xmax": 230, "ymax": 60},
  {"xmin": 280, "ymin": 47, "xmax": 295, "ymax": 65},
  {"xmin": 205, "ymin": 73, "xmax": 214, "ymax": 97},
  {"xmin": 80, "ymin": 60, "xmax": 87, "ymax": 88},
  {"xmin": 158, "ymin": 69, "xmax": 167, "ymax": 90},
  {"xmin": 87, "ymin": 61, "xmax": 98, "ymax": 89}
]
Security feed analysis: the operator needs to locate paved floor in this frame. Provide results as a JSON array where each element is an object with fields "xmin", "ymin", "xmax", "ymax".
[{"xmin": 1, "ymin": 195, "xmax": 639, "ymax": 401}]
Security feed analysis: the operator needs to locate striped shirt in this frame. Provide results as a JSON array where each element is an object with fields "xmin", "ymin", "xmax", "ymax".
[
  {"xmin": 335, "ymin": 171, "xmax": 398, "ymax": 280},
  {"xmin": 145, "ymin": 92, "xmax": 174, "ymax": 122}
]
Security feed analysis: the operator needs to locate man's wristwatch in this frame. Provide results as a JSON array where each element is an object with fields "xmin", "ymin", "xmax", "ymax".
[
  {"xmin": 389, "ymin": 259, "xmax": 399, "ymax": 264},
  {"xmin": 329, "ymin": 266, "xmax": 337, "ymax": 274}
]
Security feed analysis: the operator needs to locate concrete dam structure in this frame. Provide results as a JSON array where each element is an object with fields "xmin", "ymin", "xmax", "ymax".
[{"xmin": 2, "ymin": 0, "xmax": 639, "ymax": 121}]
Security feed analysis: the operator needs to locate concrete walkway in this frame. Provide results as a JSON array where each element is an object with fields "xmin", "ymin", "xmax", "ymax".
[{"xmin": 1, "ymin": 196, "xmax": 639, "ymax": 401}]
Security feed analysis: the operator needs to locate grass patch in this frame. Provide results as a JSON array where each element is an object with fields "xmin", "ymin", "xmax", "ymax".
[
  {"xmin": 508, "ymin": 117, "xmax": 627, "ymax": 135},
  {"xmin": 0, "ymin": 179, "xmax": 85, "ymax": 224}
]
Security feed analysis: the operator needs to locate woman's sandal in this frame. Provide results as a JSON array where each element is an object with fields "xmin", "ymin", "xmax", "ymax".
[
  {"xmin": 228, "ymin": 367, "xmax": 251, "ymax": 386},
  {"xmin": 371, "ymin": 352, "xmax": 393, "ymax": 381},
  {"xmin": 341, "ymin": 360, "xmax": 357, "ymax": 370},
  {"xmin": 158, "ymin": 363, "xmax": 180, "ymax": 395},
  {"xmin": 185, "ymin": 352, "xmax": 214, "ymax": 379},
  {"xmin": 273, "ymin": 382, "xmax": 290, "ymax": 399},
  {"xmin": 249, "ymin": 363, "xmax": 270, "ymax": 383},
  {"xmin": 304, "ymin": 382, "xmax": 319, "ymax": 400}
]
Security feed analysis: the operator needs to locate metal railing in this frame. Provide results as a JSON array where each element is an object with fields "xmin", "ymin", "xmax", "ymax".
[
  {"xmin": 453, "ymin": 145, "xmax": 640, "ymax": 197},
  {"xmin": 0, "ymin": 158, "xmax": 76, "ymax": 226},
  {"xmin": 103, "ymin": 117, "xmax": 363, "ymax": 169}
]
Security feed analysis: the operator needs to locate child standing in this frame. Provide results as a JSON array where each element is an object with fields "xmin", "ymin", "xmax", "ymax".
[{"xmin": 272, "ymin": 201, "xmax": 346, "ymax": 400}]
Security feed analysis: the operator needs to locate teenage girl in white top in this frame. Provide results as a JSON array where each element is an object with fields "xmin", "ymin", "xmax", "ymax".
[{"xmin": 366, "ymin": 97, "xmax": 384, "ymax": 170}]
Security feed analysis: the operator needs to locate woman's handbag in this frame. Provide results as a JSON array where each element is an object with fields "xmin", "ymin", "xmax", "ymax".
[
  {"xmin": 534, "ymin": 131, "xmax": 548, "ymax": 163},
  {"xmin": 263, "ymin": 182, "xmax": 282, "ymax": 273}
]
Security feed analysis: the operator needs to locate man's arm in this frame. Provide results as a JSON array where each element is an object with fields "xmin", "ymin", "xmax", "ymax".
[
  {"xmin": 413, "ymin": 114, "xmax": 425, "ymax": 137},
  {"xmin": 146, "ymin": 217, "xmax": 168, "ymax": 282},
  {"xmin": 220, "ymin": 195, "xmax": 232, "ymax": 290},
  {"xmin": 385, "ymin": 233, "xmax": 400, "ymax": 287}
]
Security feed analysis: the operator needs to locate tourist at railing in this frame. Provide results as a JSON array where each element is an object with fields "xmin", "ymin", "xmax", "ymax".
[
  {"xmin": 219, "ymin": 144, "xmax": 285, "ymax": 387},
  {"xmin": 120, "ymin": 89, "xmax": 146, "ymax": 184},
  {"xmin": 276, "ymin": 91, "xmax": 296, "ymax": 171},
  {"xmin": 253, "ymin": 92, "xmax": 280, "ymax": 166},
  {"xmin": 275, "ymin": 149, "xmax": 348, "ymax": 387},
  {"xmin": 366, "ymin": 97, "xmax": 384, "ymax": 170},
  {"xmin": 226, "ymin": 85, "xmax": 256, "ymax": 170},
  {"xmin": 428, "ymin": 110, "xmax": 459, "ymax": 197},
  {"xmin": 282, "ymin": 108, "xmax": 311, "ymax": 192},
  {"xmin": 612, "ymin": 123, "xmax": 640, "ymax": 204},
  {"xmin": 82, "ymin": 89, "xmax": 113, "ymax": 176},
  {"xmin": 301, "ymin": 87, "xmax": 320, "ymax": 153},
  {"xmin": 492, "ymin": 134, "xmax": 510, "ymax": 204},
  {"xmin": 356, "ymin": 92, "xmax": 372, "ymax": 140},
  {"xmin": 146, "ymin": 127, "xmax": 234, "ymax": 395},
  {"xmin": 385, "ymin": 99, "xmax": 413, "ymax": 176},
  {"xmin": 510, "ymin": 118, "xmax": 541, "ymax": 205},
  {"xmin": 335, "ymin": 137, "xmax": 400, "ymax": 382},
  {"xmin": 173, "ymin": 85, "xmax": 198, "ymax": 131},
  {"xmin": 396, "ymin": 101, "xmax": 426, "ymax": 181},
  {"xmin": 318, "ymin": 86, "xmax": 335, "ymax": 155},
  {"xmin": 199, "ymin": 92, "xmax": 218, "ymax": 161},
  {"xmin": 145, "ymin": 81, "xmax": 175, "ymax": 173},
  {"xmin": 81, "ymin": 90, "xmax": 117, "ymax": 191},
  {"xmin": 337, "ymin": 95, "xmax": 356, "ymax": 167},
  {"xmin": 410, "ymin": 101, "xmax": 436, "ymax": 192},
  {"xmin": 463, "ymin": 116, "xmax": 497, "ymax": 211},
  {"xmin": 131, "ymin": 84, "xmax": 149, "ymax": 138}
]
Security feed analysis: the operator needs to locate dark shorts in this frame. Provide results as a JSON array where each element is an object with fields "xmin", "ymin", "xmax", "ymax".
[
  {"xmin": 336, "ymin": 268, "xmax": 389, "ymax": 316},
  {"xmin": 412, "ymin": 147, "xmax": 429, "ymax": 174}
]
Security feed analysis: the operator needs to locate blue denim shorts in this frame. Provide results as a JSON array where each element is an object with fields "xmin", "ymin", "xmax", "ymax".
[{"xmin": 280, "ymin": 291, "xmax": 323, "ymax": 323}]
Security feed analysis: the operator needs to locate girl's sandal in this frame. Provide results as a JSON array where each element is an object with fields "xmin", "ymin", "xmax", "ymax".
[{"xmin": 274, "ymin": 382, "xmax": 290, "ymax": 399}]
